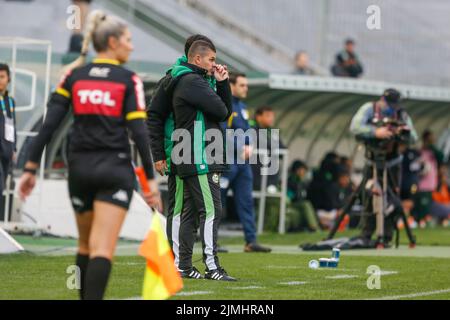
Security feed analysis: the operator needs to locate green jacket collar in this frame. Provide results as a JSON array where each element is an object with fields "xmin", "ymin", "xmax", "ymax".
[{"xmin": 168, "ymin": 56, "xmax": 216, "ymax": 90}]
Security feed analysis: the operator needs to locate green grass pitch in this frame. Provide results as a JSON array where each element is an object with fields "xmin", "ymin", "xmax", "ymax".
[{"xmin": 1, "ymin": 228, "xmax": 450, "ymax": 300}]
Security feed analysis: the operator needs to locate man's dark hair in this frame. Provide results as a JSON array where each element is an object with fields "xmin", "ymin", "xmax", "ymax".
[
  {"xmin": 340, "ymin": 156, "xmax": 350, "ymax": 164},
  {"xmin": 229, "ymin": 72, "xmax": 247, "ymax": 85},
  {"xmin": 345, "ymin": 38, "xmax": 355, "ymax": 45},
  {"xmin": 185, "ymin": 34, "xmax": 215, "ymax": 57},
  {"xmin": 188, "ymin": 40, "xmax": 216, "ymax": 60},
  {"xmin": 255, "ymin": 106, "xmax": 274, "ymax": 117},
  {"xmin": 382, "ymin": 88, "xmax": 401, "ymax": 106},
  {"xmin": 422, "ymin": 129, "xmax": 433, "ymax": 142},
  {"xmin": 290, "ymin": 159, "xmax": 307, "ymax": 173},
  {"xmin": 336, "ymin": 164, "xmax": 350, "ymax": 177},
  {"xmin": 0, "ymin": 63, "xmax": 11, "ymax": 80}
]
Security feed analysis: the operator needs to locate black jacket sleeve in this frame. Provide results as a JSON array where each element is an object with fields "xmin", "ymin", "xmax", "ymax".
[
  {"xmin": 180, "ymin": 75, "xmax": 230, "ymax": 122},
  {"xmin": 216, "ymin": 79, "xmax": 233, "ymax": 119},
  {"xmin": 127, "ymin": 119, "xmax": 155, "ymax": 179},
  {"xmin": 147, "ymin": 76, "xmax": 172, "ymax": 162},
  {"xmin": 28, "ymin": 93, "xmax": 70, "ymax": 163},
  {"xmin": 123, "ymin": 73, "xmax": 155, "ymax": 179}
]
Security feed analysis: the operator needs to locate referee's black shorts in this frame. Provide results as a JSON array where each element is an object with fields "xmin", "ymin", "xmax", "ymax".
[{"xmin": 68, "ymin": 150, "xmax": 135, "ymax": 213}]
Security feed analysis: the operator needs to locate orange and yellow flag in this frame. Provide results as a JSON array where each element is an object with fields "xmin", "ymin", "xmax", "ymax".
[{"xmin": 139, "ymin": 212, "xmax": 183, "ymax": 300}]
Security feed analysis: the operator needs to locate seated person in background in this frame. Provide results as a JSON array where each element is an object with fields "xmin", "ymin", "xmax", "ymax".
[
  {"xmin": 307, "ymin": 153, "xmax": 342, "ymax": 230},
  {"xmin": 412, "ymin": 130, "xmax": 442, "ymax": 227},
  {"xmin": 293, "ymin": 51, "xmax": 316, "ymax": 76},
  {"xmin": 251, "ymin": 106, "xmax": 286, "ymax": 191},
  {"xmin": 307, "ymin": 152, "xmax": 340, "ymax": 210},
  {"xmin": 331, "ymin": 38, "xmax": 363, "ymax": 78},
  {"xmin": 340, "ymin": 156, "xmax": 353, "ymax": 174},
  {"xmin": 430, "ymin": 165, "xmax": 450, "ymax": 226},
  {"xmin": 398, "ymin": 143, "xmax": 422, "ymax": 226},
  {"xmin": 287, "ymin": 160, "xmax": 319, "ymax": 232},
  {"xmin": 329, "ymin": 165, "xmax": 354, "ymax": 231},
  {"xmin": 335, "ymin": 166, "xmax": 353, "ymax": 207}
]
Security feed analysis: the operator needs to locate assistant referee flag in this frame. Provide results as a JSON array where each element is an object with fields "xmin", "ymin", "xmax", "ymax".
[{"xmin": 139, "ymin": 212, "xmax": 183, "ymax": 300}]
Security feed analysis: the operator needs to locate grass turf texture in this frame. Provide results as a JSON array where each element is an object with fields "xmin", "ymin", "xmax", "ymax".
[
  {"xmin": 219, "ymin": 227, "xmax": 450, "ymax": 247},
  {"xmin": 1, "ymin": 228, "xmax": 449, "ymax": 300}
]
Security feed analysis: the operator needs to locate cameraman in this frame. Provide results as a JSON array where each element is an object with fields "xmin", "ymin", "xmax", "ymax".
[
  {"xmin": 350, "ymin": 89, "xmax": 417, "ymax": 144},
  {"xmin": 349, "ymin": 88, "xmax": 418, "ymax": 245}
]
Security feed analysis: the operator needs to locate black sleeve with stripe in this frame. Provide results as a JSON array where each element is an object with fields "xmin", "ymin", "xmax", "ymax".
[
  {"xmin": 27, "ymin": 93, "xmax": 70, "ymax": 163},
  {"xmin": 27, "ymin": 69, "xmax": 73, "ymax": 164},
  {"xmin": 124, "ymin": 73, "xmax": 155, "ymax": 179},
  {"xmin": 127, "ymin": 119, "xmax": 155, "ymax": 179},
  {"xmin": 147, "ymin": 75, "xmax": 172, "ymax": 162}
]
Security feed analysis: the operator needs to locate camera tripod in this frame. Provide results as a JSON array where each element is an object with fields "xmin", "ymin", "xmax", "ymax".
[{"xmin": 327, "ymin": 145, "xmax": 416, "ymax": 249}]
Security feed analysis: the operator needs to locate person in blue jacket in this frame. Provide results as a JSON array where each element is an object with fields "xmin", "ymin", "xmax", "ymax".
[
  {"xmin": 220, "ymin": 72, "xmax": 271, "ymax": 253},
  {"xmin": 0, "ymin": 63, "xmax": 16, "ymax": 220}
]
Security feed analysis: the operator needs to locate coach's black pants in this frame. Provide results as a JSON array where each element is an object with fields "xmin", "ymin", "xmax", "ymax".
[
  {"xmin": 178, "ymin": 173, "xmax": 222, "ymax": 272},
  {"xmin": 166, "ymin": 175, "xmax": 184, "ymax": 268}
]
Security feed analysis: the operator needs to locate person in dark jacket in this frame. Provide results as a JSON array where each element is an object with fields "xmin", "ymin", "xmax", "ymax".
[
  {"xmin": 171, "ymin": 40, "xmax": 235, "ymax": 281},
  {"xmin": 147, "ymin": 34, "xmax": 216, "ymax": 279},
  {"xmin": 220, "ymin": 72, "xmax": 271, "ymax": 253},
  {"xmin": 331, "ymin": 39, "xmax": 363, "ymax": 78},
  {"xmin": 287, "ymin": 160, "xmax": 319, "ymax": 232},
  {"xmin": 0, "ymin": 63, "xmax": 16, "ymax": 221},
  {"xmin": 309, "ymin": 154, "xmax": 342, "ymax": 229},
  {"xmin": 251, "ymin": 106, "xmax": 287, "ymax": 191},
  {"xmin": 307, "ymin": 152, "xmax": 340, "ymax": 211}
]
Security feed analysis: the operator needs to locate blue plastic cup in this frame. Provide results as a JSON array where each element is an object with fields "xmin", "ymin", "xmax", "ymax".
[
  {"xmin": 332, "ymin": 248, "xmax": 341, "ymax": 260},
  {"xmin": 328, "ymin": 258, "xmax": 339, "ymax": 268},
  {"xmin": 319, "ymin": 258, "xmax": 330, "ymax": 268}
]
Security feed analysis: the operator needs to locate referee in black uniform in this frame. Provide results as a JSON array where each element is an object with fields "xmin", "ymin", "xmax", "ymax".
[
  {"xmin": 0, "ymin": 63, "xmax": 16, "ymax": 220},
  {"xmin": 18, "ymin": 10, "xmax": 159, "ymax": 300}
]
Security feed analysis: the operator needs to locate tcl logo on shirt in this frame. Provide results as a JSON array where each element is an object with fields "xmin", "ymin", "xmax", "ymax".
[
  {"xmin": 78, "ymin": 90, "xmax": 116, "ymax": 107},
  {"xmin": 73, "ymin": 80, "xmax": 125, "ymax": 117}
]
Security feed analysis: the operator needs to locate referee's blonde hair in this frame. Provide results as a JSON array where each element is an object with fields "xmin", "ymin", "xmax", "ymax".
[{"xmin": 62, "ymin": 10, "xmax": 128, "ymax": 74}]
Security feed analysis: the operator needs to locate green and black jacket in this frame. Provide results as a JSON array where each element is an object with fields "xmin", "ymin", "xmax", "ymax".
[
  {"xmin": 171, "ymin": 61, "xmax": 232, "ymax": 178},
  {"xmin": 147, "ymin": 56, "xmax": 216, "ymax": 175}
]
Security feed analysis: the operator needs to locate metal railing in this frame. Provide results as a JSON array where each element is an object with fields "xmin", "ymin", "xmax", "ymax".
[
  {"xmin": 254, "ymin": 148, "xmax": 289, "ymax": 235},
  {"xmin": 0, "ymin": 37, "xmax": 52, "ymax": 232}
]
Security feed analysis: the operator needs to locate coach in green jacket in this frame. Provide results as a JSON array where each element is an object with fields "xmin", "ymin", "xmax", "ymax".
[{"xmin": 171, "ymin": 40, "xmax": 235, "ymax": 281}]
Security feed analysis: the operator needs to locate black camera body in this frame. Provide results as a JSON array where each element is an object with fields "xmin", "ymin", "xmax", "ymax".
[
  {"xmin": 372, "ymin": 116, "xmax": 411, "ymax": 143},
  {"xmin": 356, "ymin": 116, "xmax": 411, "ymax": 162}
]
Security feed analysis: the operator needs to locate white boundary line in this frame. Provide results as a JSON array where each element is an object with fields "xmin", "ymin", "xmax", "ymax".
[
  {"xmin": 326, "ymin": 275, "xmax": 358, "ymax": 279},
  {"xmin": 115, "ymin": 262, "xmax": 143, "ymax": 266},
  {"xmin": 278, "ymin": 281, "xmax": 308, "ymax": 286},
  {"xmin": 0, "ymin": 227, "xmax": 24, "ymax": 252},
  {"xmin": 176, "ymin": 291, "xmax": 213, "ymax": 296},
  {"xmin": 367, "ymin": 288, "xmax": 450, "ymax": 300},
  {"xmin": 231, "ymin": 286, "xmax": 264, "ymax": 290},
  {"xmin": 379, "ymin": 270, "xmax": 398, "ymax": 276},
  {"xmin": 122, "ymin": 291, "xmax": 213, "ymax": 300}
]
